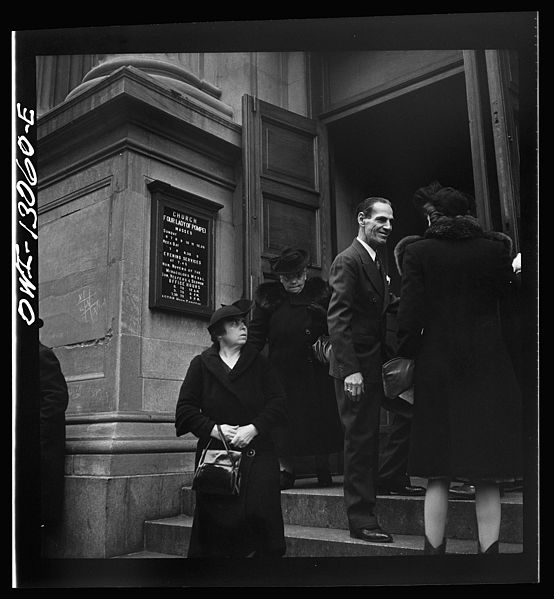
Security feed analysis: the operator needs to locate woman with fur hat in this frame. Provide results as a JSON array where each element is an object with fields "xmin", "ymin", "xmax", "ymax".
[
  {"xmin": 175, "ymin": 300, "xmax": 287, "ymax": 557},
  {"xmin": 247, "ymin": 248, "xmax": 344, "ymax": 489},
  {"xmin": 395, "ymin": 183, "xmax": 522, "ymax": 555}
]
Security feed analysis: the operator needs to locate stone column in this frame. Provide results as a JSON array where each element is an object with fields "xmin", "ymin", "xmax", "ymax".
[
  {"xmin": 66, "ymin": 53, "xmax": 233, "ymax": 118},
  {"xmin": 38, "ymin": 55, "xmax": 242, "ymax": 557}
]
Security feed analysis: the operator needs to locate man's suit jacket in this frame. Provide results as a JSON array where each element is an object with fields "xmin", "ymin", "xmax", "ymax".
[{"xmin": 327, "ymin": 238, "xmax": 391, "ymax": 383}]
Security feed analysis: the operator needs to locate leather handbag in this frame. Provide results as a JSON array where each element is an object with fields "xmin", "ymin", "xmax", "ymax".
[
  {"xmin": 382, "ymin": 357, "xmax": 415, "ymax": 405},
  {"xmin": 312, "ymin": 335, "xmax": 332, "ymax": 364},
  {"xmin": 192, "ymin": 424, "xmax": 242, "ymax": 496}
]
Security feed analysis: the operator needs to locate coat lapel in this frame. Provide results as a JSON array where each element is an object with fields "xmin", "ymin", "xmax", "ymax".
[
  {"xmin": 352, "ymin": 239, "xmax": 384, "ymax": 297},
  {"xmin": 201, "ymin": 344, "xmax": 259, "ymax": 402},
  {"xmin": 227, "ymin": 344, "xmax": 258, "ymax": 381}
]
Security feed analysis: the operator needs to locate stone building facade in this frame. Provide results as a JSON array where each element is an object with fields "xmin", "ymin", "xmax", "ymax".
[{"xmin": 35, "ymin": 47, "xmax": 523, "ymax": 557}]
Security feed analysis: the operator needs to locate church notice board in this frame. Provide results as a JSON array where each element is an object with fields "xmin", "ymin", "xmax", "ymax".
[{"xmin": 148, "ymin": 181, "xmax": 223, "ymax": 318}]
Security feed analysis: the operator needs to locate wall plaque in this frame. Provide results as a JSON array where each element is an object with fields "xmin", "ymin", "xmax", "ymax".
[{"xmin": 148, "ymin": 181, "xmax": 223, "ymax": 317}]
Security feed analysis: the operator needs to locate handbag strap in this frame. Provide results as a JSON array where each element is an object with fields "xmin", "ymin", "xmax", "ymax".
[
  {"xmin": 216, "ymin": 424, "xmax": 240, "ymax": 464},
  {"xmin": 199, "ymin": 424, "xmax": 241, "ymax": 463},
  {"xmin": 216, "ymin": 424, "xmax": 231, "ymax": 452}
]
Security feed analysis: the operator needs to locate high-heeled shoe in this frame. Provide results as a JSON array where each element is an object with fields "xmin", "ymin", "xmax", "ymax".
[
  {"xmin": 478, "ymin": 540, "xmax": 499, "ymax": 554},
  {"xmin": 424, "ymin": 535, "xmax": 447, "ymax": 555},
  {"xmin": 279, "ymin": 470, "xmax": 296, "ymax": 490}
]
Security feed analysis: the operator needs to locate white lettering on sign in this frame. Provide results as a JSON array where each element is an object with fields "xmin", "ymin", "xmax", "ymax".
[
  {"xmin": 14, "ymin": 103, "xmax": 37, "ymax": 325},
  {"xmin": 161, "ymin": 205, "xmax": 210, "ymax": 306}
]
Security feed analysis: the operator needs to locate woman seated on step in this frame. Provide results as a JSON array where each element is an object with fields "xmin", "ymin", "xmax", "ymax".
[{"xmin": 175, "ymin": 299, "xmax": 288, "ymax": 558}]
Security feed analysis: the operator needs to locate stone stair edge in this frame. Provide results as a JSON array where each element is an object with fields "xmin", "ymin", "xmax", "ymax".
[
  {"xmin": 179, "ymin": 481, "xmax": 523, "ymax": 503},
  {"xmin": 142, "ymin": 515, "xmax": 523, "ymax": 556}
]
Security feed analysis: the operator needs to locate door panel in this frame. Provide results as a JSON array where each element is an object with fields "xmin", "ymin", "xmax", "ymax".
[
  {"xmin": 263, "ymin": 194, "xmax": 321, "ymax": 266},
  {"xmin": 262, "ymin": 121, "xmax": 317, "ymax": 189},
  {"xmin": 242, "ymin": 94, "xmax": 331, "ymax": 297},
  {"xmin": 463, "ymin": 50, "xmax": 520, "ymax": 251},
  {"xmin": 486, "ymin": 49, "xmax": 520, "ymax": 252}
]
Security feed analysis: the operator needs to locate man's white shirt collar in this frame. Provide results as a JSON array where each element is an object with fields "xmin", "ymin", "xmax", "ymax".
[
  {"xmin": 356, "ymin": 237, "xmax": 390, "ymax": 284},
  {"xmin": 356, "ymin": 236, "xmax": 376, "ymax": 261}
]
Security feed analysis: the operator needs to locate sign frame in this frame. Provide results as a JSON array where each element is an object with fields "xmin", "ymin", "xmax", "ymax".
[{"xmin": 148, "ymin": 180, "xmax": 223, "ymax": 318}]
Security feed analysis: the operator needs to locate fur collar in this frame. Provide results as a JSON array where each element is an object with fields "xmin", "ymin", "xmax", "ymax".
[
  {"xmin": 393, "ymin": 218, "xmax": 514, "ymax": 275},
  {"xmin": 394, "ymin": 235, "xmax": 424, "ymax": 276},
  {"xmin": 255, "ymin": 276, "xmax": 330, "ymax": 312},
  {"xmin": 425, "ymin": 215, "xmax": 484, "ymax": 241}
]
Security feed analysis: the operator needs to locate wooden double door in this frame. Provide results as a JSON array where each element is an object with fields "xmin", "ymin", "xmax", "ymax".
[
  {"xmin": 242, "ymin": 95, "xmax": 333, "ymax": 292},
  {"xmin": 242, "ymin": 49, "xmax": 522, "ymax": 296}
]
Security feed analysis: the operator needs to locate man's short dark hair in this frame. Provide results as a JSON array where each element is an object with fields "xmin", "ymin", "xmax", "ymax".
[{"xmin": 355, "ymin": 197, "xmax": 392, "ymax": 218}]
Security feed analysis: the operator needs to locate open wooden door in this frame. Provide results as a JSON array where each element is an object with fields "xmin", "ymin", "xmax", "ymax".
[
  {"xmin": 242, "ymin": 95, "xmax": 332, "ymax": 298},
  {"xmin": 463, "ymin": 50, "xmax": 520, "ymax": 252},
  {"xmin": 486, "ymin": 49, "xmax": 520, "ymax": 253}
]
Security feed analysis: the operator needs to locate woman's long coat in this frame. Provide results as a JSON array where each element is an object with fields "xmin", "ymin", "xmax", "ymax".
[
  {"xmin": 39, "ymin": 341, "xmax": 69, "ymax": 526},
  {"xmin": 247, "ymin": 277, "xmax": 343, "ymax": 457},
  {"xmin": 175, "ymin": 343, "xmax": 287, "ymax": 558},
  {"xmin": 396, "ymin": 216, "xmax": 522, "ymax": 480}
]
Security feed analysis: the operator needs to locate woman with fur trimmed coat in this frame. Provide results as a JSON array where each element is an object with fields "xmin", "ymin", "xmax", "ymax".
[
  {"xmin": 247, "ymin": 248, "xmax": 344, "ymax": 489},
  {"xmin": 396, "ymin": 184, "xmax": 522, "ymax": 555}
]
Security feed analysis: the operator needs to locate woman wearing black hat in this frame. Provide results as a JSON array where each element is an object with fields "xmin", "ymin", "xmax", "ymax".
[
  {"xmin": 247, "ymin": 248, "xmax": 343, "ymax": 489},
  {"xmin": 395, "ymin": 183, "xmax": 522, "ymax": 554},
  {"xmin": 175, "ymin": 300, "xmax": 287, "ymax": 557}
]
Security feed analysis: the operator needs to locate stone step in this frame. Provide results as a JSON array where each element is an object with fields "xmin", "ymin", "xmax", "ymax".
[
  {"xmin": 114, "ymin": 550, "xmax": 182, "ymax": 558},
  {"xmin": 179, "ymin": 477, "xmax": 523, "ymax": 544},
  {"xmin": 142, "ymin": 514, "xmax": 522, "ymax": 558}
]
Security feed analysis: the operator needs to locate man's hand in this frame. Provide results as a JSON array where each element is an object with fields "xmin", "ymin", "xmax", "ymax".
[
  {"xmin": 230, "ymin": 424, "xmax": 259, "ymax": 449},
  {"xmin": 344, "ymin": 372, "xmax": 364, "ymax": 401},
  {"xmin": 211, "ymin": 423, "xmax": 238, "ymax": 443}
]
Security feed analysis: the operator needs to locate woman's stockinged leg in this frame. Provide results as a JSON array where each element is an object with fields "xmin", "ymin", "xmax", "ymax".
[
  {"xmin": 424, "ymin": 478, "xmax": 450, "ymax": 548},
  {"xmin": 474, "ymin": 481, "xmax": 501, "ymax": 552}
]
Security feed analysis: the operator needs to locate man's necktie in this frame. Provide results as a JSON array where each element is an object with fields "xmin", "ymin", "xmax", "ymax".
[{"xmin": 374, "ymin": 255, "xmax": 382, "ymax": 275}]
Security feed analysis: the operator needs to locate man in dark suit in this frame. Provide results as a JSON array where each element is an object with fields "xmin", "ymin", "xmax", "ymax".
[{"xmin": 327, "ymin": 197, "xmax": 395, "ymax": 543}]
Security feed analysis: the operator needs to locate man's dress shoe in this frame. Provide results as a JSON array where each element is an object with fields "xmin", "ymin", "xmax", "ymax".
[
  {"xmin": 350, "ymin": 527, "xmax": 393, "ymax": 543},
  {"xmin": 378, "ymin": 484, "xmax": 426, "ymax": 497}
]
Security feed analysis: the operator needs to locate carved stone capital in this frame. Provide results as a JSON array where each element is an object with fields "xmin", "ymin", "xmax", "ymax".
[{"xmin": 66, "ymin": 53, "xmax": 233, "ymax": 118}]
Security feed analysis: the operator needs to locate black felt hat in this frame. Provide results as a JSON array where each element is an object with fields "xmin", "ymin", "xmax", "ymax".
[
  {"xmin": 269, "ymin": 248, "xmax": 310, "ymax": 274},
  {"xmin": 207, "ymin": 299, "xmax": 253, "ymax": 331}
]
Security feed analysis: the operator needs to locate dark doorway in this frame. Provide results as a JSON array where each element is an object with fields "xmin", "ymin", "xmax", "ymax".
[{"xmin": 327, "ymin": 72, "xmax": 474, "ymax": 294}]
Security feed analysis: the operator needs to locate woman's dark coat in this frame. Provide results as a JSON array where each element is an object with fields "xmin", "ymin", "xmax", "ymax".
[
  {"xmin": 39, "ymin": 341, "xmax": 69, "ymax": 526},
  {"xmin": 247, "ymin": 277, "xmax": 343, "ymax": 457},
  {"xmin": 396, "ymin": 216, "xmax": 522, "ymax": 480},
  {"xmin": 175, "ymin": 343, "xmax": 287, "ymax": 558}
]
